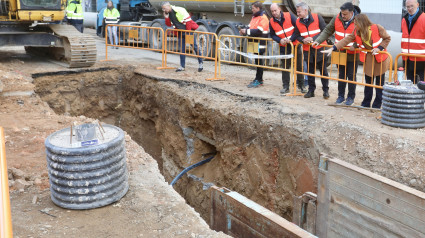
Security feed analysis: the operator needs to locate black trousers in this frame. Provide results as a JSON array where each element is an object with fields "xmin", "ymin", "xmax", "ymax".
[
  {"xmin": 72, "ymin": 22, "xmax": 84, "ymax": 33},
  {"xmin": 338, "ymin": 60, "xmax": 359, "ymax": 99},
  {"xmin": 362, "ymin": 73, "xmax": 385, "ymax": 108},
  {"xmin": 405, "ymin": 59, "xmax": 425, "ymax": 83},
  {"xmin": 255, "ymin": 49, "xmax": 265, "ymax": 82},
  {"xmin": 304, "ymin": 51, "xmax": 329, "ymax": 92},
  {"xmin": 281, "ymin": 45, "xmax": 303, "ymax": 88}
]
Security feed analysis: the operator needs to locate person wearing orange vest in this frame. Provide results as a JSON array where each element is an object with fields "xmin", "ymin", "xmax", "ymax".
[
  {"xmin": 239, "ymin": 1, "xmax": 269, "ymax": 88},
  {"xmin": 313, "ymin": 2, "xmax": 361, "ymax": 106},
  {"xmin": 401, "ymin": 0, "xmax": 425, "ymax": 82},
  {"xmin": 269, "ymin": 3, "xmax": 306, "ymax": 94},
  {"xmin": 322, "ymin": 14, "xmax": 391, "ymax": 109},
  {"xmin": 290, "ymin": 2, "xmax": 329, "ymax": 99}
]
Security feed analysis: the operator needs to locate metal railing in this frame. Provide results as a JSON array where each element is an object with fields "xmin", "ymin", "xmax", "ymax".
[
  {"xmin": 104, "ymin": 25, "xmax": 168, "ymax": 68},
  {"xmin": 159, "ymin": 28, "xmax": 223, "ymax": 80},
  {"xmin": 218, "ymin": 35, "xmax": 303, "ymax": 95},
  {"xmin": 0, "ymin": 127, "xmax": 13, "ymax": 238},
  {"xmin": 102, "ymin": 26, "xmax": 403, "ymax": 93},
  {"xmin": 394, "ymin": 53, "xmax": 425, "ymax": 83},
  {"xmin": 293, "ymin": 43, "xmax": 393, "ymax": 92}
]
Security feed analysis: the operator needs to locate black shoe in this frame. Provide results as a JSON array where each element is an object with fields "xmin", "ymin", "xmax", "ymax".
[
  {"xmin": 176, "ymin": 67, "xmax": 185, "ymax": 72},
  {"xmin": 323, "ymin": 91, "xmax": 330, "ymax": 99},
  {"xmin": 298, "ymin": 86, "xmax": 307, "ymax": 93},
  {"xmin": 304, "ymin": 91, "xmax": 315, "ymax": 98},
  {"xmin": 280, "ymin": 87, "xmax": 290, "ymax": 94},
  {"xmin": 198, "ymin": 63, "xmax": 203, "ymax": 72}
]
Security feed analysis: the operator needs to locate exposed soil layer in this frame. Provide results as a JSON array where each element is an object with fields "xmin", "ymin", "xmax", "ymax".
[{"xmin": 34, "ymin": 66, "xmax": 425, "ymax": 224}]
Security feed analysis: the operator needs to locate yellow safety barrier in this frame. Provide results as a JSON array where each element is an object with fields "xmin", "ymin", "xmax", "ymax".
[
  {"xmin": 0, "ymin": 127, "xmax": 13, "ymax": 238},
  {"xmin": 104, "ymin": 25, "xmax": 168, "ymax": 68},
  {"xmin": 293, "ymin": 43, "xmax": 393, "ymax": 93},
  {"xmin": 217, "ymin": 35, "xmax": 302, "ymax": 95},
  {"xmin": 394, "ymin": 54, "xmax": 425, "ymax": 83},
  {"xmin": 158, "ymin": 28, "xmax": 223, "ymax": 80}
]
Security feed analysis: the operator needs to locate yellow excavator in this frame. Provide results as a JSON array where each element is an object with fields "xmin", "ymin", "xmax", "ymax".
[{"xmin": 0, "ymin": 0, "xmax": 96, "ymax": 67}]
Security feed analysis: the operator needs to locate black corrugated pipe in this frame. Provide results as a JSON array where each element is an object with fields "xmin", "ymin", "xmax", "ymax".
[{"xmin": 170, "ymin": 152, "xmax": 217, "ymax": 186}]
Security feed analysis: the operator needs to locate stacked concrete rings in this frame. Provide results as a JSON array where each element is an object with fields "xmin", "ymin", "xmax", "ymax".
[
  {"xmin": 45, "ymin": 124, "xmax": 129, "ymax": 209},
  {"xmin": 381, "ymin": 84, "xmax": 425, "ymax": 129}
]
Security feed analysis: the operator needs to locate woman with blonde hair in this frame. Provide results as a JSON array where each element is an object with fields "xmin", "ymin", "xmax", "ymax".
[{"xmin": 322, "ymin": 13, "xmax": 391, "ymax": 108}]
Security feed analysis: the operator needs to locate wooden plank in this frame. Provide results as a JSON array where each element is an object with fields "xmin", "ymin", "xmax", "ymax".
[
  {"xmin": 329, "ymin": 169, "xmax": 425, "ymax": 223},
  {"xmin": 330, "ymin": 160, "xmax": 425, "ymax": 215},
  {"xmin": 210, "ymin": 186, "xmax": 316, "ymax": 238},
  {"xmin": 329, "ymin": 178, "xmax": 425, "ymax": 235},
  {"xmin": 315, "ymin": 167, "xmax": 329, "ymax": 238},
  {"xmin": 328, "ymin": 195, "xmax": 401, "ymax": 238},
  {"xmin": 330, "ymin": 158, "xmax": 425, "ymax": 201}
]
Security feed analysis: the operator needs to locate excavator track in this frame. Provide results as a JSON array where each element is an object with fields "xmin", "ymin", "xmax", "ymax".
[{"xmin": 49, "ymin": 24, "xmax": 97, "ymax": 68}]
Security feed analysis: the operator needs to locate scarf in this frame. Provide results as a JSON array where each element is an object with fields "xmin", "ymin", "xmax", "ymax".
[
  {"xmin": 361, "ymin": 26, "xmax": 372, "ymax": 48},
  {"xmin": 408, "ymin": 8, "xmax": 419, "ymax": 28}
]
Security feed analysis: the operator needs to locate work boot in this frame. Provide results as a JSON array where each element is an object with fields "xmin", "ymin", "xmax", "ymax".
[
  {"xmin": 176, "ymin": 67, "xmax": 185, "ymax": 72},
  {"xmin": 304, "ymin": 91, "xmax": 315, "ymax": 98},
  {"xmin": 335, "ymin": 96, "xmax": 345, "ymax": 104},
  {"xmin": 198, "ymin": 63, "xmax": 203, "ymax": 72},
  {"xmin": 323, "ymin": 91, "xmax": 330, "ymax": 99},
  {"xmin": 280, "ymin": 87, "xmax": 290, "ymax": 94},
  {"xmin": 247, "ymin": 79, "xmax": 263, "ymax": 88}
]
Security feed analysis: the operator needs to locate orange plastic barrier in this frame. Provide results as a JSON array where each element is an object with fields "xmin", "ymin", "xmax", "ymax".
[
  {"xmin": 158, "ymin": 28, "xmax": 223, "ymax": 81},
  {"xmin": 293, "ymin": 43, "xmax": 393, "ymax": 93},
  {"xmin": 217, "ymin": 35, "xmax": 302, "ymax": 95},
  {"xmin": 394, "ymin": 54, "xmax": 425, "ymax": 83},
  {"xmin": 104, "ymin": 25, "xmax": 167, "ymax": 68},
  {"xmin": 0, "ymin": 127, "xmax": 13, "ymax": 238}
]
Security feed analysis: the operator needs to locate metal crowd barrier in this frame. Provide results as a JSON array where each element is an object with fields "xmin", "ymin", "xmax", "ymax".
[
  {"xmin": 218, "ymin": 35, "xmax": 302, "ymax": 95},
  {"xmin": 394, "ymin": 54, "xmax": 425, "ymax": 83},
  {"xmin": 104, "ymin": 25, "xmax": 168, "ymax": 68},
  {"xmin": 158, "ymin": 28, "xmax": 223, "ymax": 80},
  {"xmin": 293, "ymin": 43, "xmax": 393, "ymax": 93},
  {"xmin": 0, "ymin": 127, "xmax": 13, "ymax": 238}
]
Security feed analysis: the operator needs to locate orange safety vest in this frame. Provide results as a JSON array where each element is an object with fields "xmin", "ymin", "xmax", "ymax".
[
  {"xmin": 401, "ymin": 13, "xmax": 425, "ymax": 61},
  {"xmin": 248, "ymin": 13, "xmax": 269, "ymax": 36},
  {"xmin": 296, "ymin": 13, "xmax": 325, "ymax": 51},
  {"xmin": 270, "ymin": 12, "xmax": 296, "ymax": 46},
  {"xmin": 355, "ymin": 24, "xmax": 388, "ymax": 63},
  {"xmin": 334, "ymin": 16, "xmax": 356, "ymax": 54}
]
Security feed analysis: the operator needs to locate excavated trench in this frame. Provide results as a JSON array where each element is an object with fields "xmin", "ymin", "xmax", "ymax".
[
  {"xmin": 32, "ymin": 66, "xmax": 318, "ymax": 223},
  {"xmin": 32, "ymin": 66, "xmax": 425, "ymax": 225}
]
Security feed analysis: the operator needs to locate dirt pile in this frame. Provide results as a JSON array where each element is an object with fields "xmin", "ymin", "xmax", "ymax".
[{"xmin": 2, "ymin": 65, "xmax": 228, "ymax": 237}]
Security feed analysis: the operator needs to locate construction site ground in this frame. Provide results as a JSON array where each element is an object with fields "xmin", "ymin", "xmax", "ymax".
[{"xmin": 1, "ymin": 28, "xmax": 424, "ymax": 237}]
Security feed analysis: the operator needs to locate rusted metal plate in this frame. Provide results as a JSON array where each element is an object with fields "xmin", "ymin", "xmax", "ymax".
[
  {"xmin": 315, "ymin": 158, "xmax": 329, "ymax": 238},
  {"xmin": 292, "ymin": 193, "xmax": 317, "ymax": 235},
  {"xmin": 210, "ymin": 186, "xmax": 317, "ymax": 238},
  {"xmin": 323, "ymin": 157, "xmax": 425, "ymax": 238}
]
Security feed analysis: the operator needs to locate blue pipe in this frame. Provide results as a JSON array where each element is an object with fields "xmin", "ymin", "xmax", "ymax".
[{"xmin": 170, "ymin": 152, "xmax": 217, "ymax": 186}]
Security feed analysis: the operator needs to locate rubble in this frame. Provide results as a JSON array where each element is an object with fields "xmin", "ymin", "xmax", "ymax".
[{"xmin": 14, "ymin": 179, "xmax": 32, "ymax": 190}]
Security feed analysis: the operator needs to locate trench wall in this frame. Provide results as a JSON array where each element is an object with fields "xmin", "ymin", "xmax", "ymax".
[{"xmin": 33, "ymin": 66, "xmax": 425, "ymax": 224}]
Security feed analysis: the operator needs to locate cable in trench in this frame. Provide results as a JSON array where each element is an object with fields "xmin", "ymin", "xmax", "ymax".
[{"xmin": 170, "ymin": 151, "xmax": 217, "ymax": 186}]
